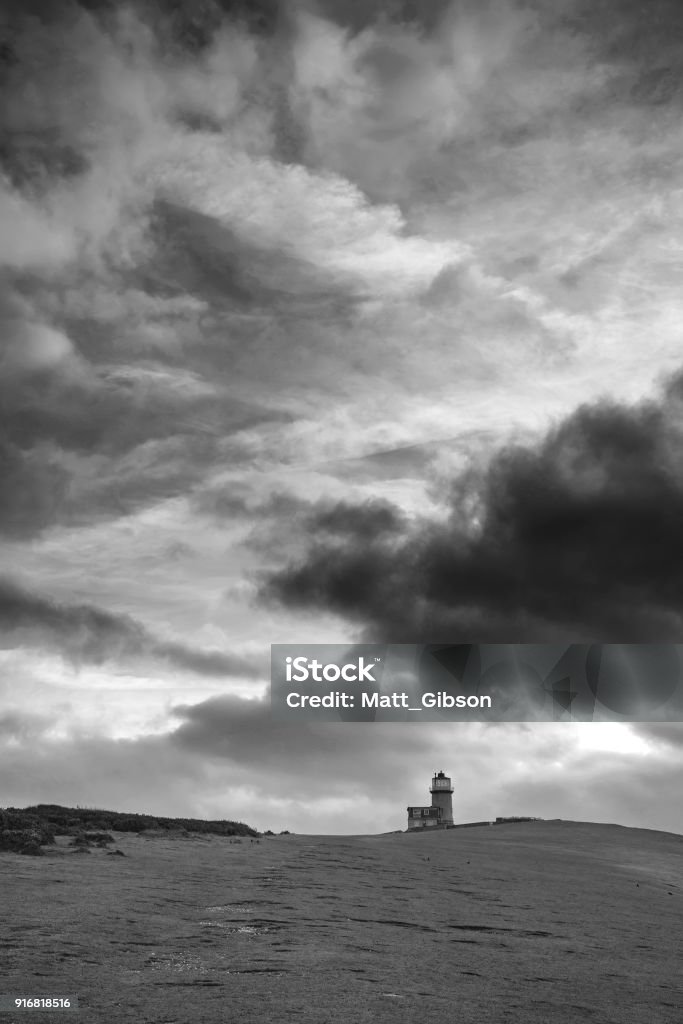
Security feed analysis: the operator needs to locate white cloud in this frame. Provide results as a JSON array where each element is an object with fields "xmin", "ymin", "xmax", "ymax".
[
  {"xmin": 0, "ymin": 318, "xmax": 77, "ymax": 375},
  {"xmin": 155, "ymin": 138, "xmax": 466, "ymax": 295}
]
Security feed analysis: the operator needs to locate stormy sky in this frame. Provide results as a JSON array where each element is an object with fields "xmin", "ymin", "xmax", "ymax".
[{"xmin": 2, "ymin": 0, "xmax": 683, "ymax": 835}]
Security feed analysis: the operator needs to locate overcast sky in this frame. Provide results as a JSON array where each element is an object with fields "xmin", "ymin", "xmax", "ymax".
[{"xmin": 2, "ymin": 0, "xmax": 683, "ymax": 836}]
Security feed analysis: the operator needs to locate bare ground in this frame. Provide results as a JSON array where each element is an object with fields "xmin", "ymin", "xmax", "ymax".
[{"xmin": 1, "ymin": 820, "xmax": 681, "ymax": 1023}]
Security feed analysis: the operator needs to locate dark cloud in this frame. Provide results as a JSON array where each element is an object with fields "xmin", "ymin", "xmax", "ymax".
[
  {"xmin": 311, "ymin": 0, "xmax": 454, "ymax": 34},
  {"xmin": 146, "ymin": 0, "xmax": 286, "ymax": 49},
  {"xmin": 0, "ymin": 578, "xmax": 263, "ymax": 678},
  {"xmin": 194, "ymin": 486, "xmax": 305, "ymax": 523},
  {"xmin": 261, "ymin": 373, "xmax": 683, "ymax": 641},
  {"xmin": 195, "ymin": 486, "xmax": 405, "ymax": 549},
  {"xmin": 195, "ymin": 490, "xmax": 409, "ymax": 567},
  {"xmin": 0, "ymin": 402, "xmax": 285, "ymax": 537},
  {"xmin": 156, "ymin": 641, "xmax": 263, "ymax": 680},
  {"xmin": 311, "ymin": 499, "xmax": 406, "ymax": 539},
  {"xmin": 148, "ymin": 202, "xmax": 357, "ymax": 326},
  {"xmin": 0, "ymin": 439, "xmax": 70, "ymax": 537},
  {"xmin": 170, "ymin": 692, "xmax": 450, "ymax": 797},
  {"xmin": 570, "ymin": 0, "xmax": 683, "ymax": 61},
  {"xmin": 0, "ymin": 356, "xmax": 286, "ymax": 458},
  {"xmin": 0, "ymin": 0, "xmax": 285, "ymax": 45}
]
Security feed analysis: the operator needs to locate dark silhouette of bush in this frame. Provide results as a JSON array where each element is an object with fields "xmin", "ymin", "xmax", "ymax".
[
  {"xmin": 117, "ymin": 816, "xmax": 157, "ymax": 833},
  {"xmin": 0, "ymin": 829, "xmax": 45, "ymax": 856},
  {"xmin": 4, "ymin": 805, "xmax": 258, "ymax": 839},
  {"xmin": 0, "ymin": 810, "xmax": 54, "ymax": 842}
]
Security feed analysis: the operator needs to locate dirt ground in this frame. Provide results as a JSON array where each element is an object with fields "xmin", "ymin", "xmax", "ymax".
[{"xmin": 1, "ymin": 820, "xmax": 681, "ymax": 1023}]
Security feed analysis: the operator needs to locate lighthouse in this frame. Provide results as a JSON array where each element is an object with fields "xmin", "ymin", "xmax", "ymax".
[
  {"xmin": 407, "ymin": 769, "xmax": 454, "ymax": 829},
  {"xmin": 430, "ymin": 770, "xmax": 454, "ymax": 826}
]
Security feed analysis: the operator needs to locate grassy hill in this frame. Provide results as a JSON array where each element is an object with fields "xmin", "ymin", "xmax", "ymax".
[{"xmin": 1, "ymin": 819, "xmax": 681, "ymax": 1022}]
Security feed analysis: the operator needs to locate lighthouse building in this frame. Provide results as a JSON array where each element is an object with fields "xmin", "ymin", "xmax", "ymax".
[{"xmin": 407, "ymin": 771, "xmax": 454, "ymax": 830}]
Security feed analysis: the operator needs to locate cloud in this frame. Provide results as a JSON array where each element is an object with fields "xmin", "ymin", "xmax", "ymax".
[
  {"xmin": 168, "ymin": 692, "xmax": 500, "ymax": 801},
  {"xmin": 154, "ymin": 141, "xmax": 464, "ymax": 297},
  {"xmin": 0, "ymin": 688, "xmax": 681, "ymax": 835},
  {"xmin": 147, "ymin": 201, "xmax": 362, "ymax": 321},
  {"xmin": 0, "ymin": 5, "xmax": 271, "ymax": 537},
  {"xmin": 0, "ymin": 0, "xmax": 469, "ymax": 548},
  {"xmin": 0, "ymin": 726, "xmax": 212, "ymax": 823},
  {"xmin": 0, "ymin": 578, "xmax": 263, "ymax": 679},
  {"xmin": 3, "ymin": 0, "xmax": 669, "ymax": 553},
  {"xmin": 0, "ymin": 438, "xmax": 71, "ymax": 538},
  {"xmin": 261, "ymin": 370, "xmax": 683, "ymax": 641},
  {"xmin": 631, "ymin": 723, "xmax": 683, "ymax": 750},
  {"xmin": 311, "ymin": 0, "xmax": 454, "ymax": 34},
  {"xmin": 167, "ymin": 697, "xmax": 683, "ymax": 833},
  {"xmin": 0, "ymin": 709, "xmax": 54, "ymax": 743},
  {"xmin": 0, "ymin": 353, "xmax": 291, "ymax": 534},
  {"xmin": 284, "ymin": 2, "xmax": 616, "ymax": 202},
  {"xmin": 2, "ymin": 0, "xmax": 683, "ymax": 838}
]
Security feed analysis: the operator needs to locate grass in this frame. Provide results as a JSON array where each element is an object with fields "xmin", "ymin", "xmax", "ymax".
[{"xmin": 0, "ymin": 820, "xmax": 681, "ymax": 1023}]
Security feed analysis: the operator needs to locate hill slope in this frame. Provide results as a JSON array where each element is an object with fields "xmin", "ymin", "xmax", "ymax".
[{"xmin": 1, "ymin": 820, "xmax": 681, "ymax": 1023}]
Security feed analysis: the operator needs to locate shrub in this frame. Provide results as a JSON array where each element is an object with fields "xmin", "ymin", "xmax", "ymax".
[
  {"xmin": 85, "ymin": 832, "xmax": 114, "ymax": 844},
  {"xmin": 69, "ymin": 835, "xmax": 90, "ymax": 847},
  {"xmin": 4, "ymin": 804, "xmax": 258, "ymax": 839},
  {"xmin": 0, "ymin": 829, "xmax": 45, "ymax": 856}
]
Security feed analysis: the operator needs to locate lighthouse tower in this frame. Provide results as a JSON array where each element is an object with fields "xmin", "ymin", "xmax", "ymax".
[{"xmin": 430, "ymin": 770, "xmax": 454, "ymax": 826}]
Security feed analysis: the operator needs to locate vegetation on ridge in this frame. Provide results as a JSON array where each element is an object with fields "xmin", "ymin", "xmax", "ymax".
[{"xmin": 0, "ymin": 805, "xmax": 258, "ymax": 855}]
